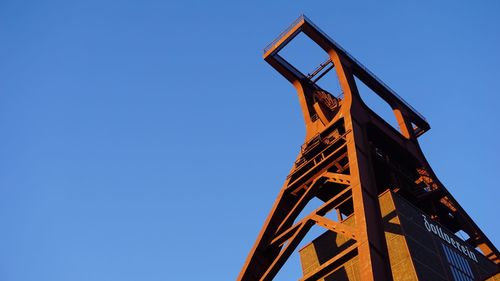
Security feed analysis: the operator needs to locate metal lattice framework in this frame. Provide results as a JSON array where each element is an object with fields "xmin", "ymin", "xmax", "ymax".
[{"xmin": 238, "ymin": 16, "xmax": 499, "ymax": 281}]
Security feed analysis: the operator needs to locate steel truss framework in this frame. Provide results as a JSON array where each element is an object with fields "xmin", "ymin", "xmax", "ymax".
[{"xmin": 238, "ymin": 16, "xmax": 499, "ymax": 281}]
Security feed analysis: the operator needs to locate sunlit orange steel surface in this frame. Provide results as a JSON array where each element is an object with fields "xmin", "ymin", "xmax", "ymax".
[{"xmin": 238, "ymin": 15, "xmax": 499, "ymax": 281}]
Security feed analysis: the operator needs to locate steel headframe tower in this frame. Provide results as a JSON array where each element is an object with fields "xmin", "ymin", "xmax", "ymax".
[{"xmin": 238, "ymin": 16, "xmax": 499, "ymax": 281}]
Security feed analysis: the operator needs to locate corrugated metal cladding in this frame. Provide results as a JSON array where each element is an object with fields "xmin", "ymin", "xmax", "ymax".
[{"xmin": 299, "ymin": 191, "xmax": 499, "ymax": 281}]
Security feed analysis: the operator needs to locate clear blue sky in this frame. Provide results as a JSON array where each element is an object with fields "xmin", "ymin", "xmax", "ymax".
[{"xmin": 1, "ymin": 1, "xmax": 499, "ymax": 280}]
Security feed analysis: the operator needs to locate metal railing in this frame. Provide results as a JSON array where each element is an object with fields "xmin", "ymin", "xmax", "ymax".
[{"xmin": 263, "ymin": 14, "xmax": 305, "ymax": 54}]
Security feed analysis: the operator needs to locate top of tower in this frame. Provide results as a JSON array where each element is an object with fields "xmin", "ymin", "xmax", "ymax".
[{"xmin": 263, "ymin": 15, "xmax": 429, "ymax": 138}]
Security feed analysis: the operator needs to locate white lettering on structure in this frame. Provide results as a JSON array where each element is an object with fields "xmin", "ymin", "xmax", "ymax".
[{"xmin": 422, "ymin": 215, "xmax": 478, "ymax": 263}]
